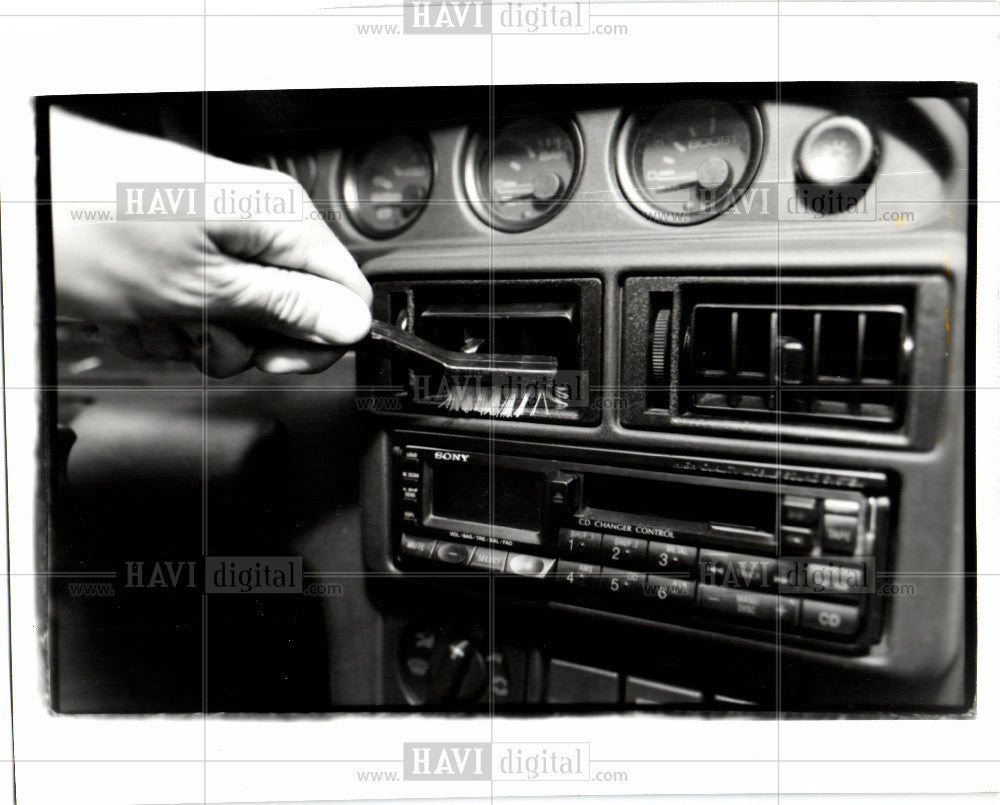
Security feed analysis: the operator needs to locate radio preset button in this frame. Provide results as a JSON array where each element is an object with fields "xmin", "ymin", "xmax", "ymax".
[
  {"xmin": 824, "ymin": 498, "xmax": 862, "ymax": 516},
  {"xmin": 601, "ymin": 569, "xmax": 643, "ymax": 599},
  {"xmin": 506, "ymin": 553, "xmax": 555, "ymax": 578},
  {"xmin": 601, "ymin": 534, "xmax": 647, "ymax": 568},
  {"xmin": 781, "ymin": 525, "xmax": 815, "ymax": 556},
  {"xmin": 699, "ymin": 550, "xmax": 777, "ymax": 589},
  {"xmin": 800, "ymin": 600, "xmax": 860, "ymax": 636},
  {"xmin": 470, "ymin": 547, "xmax": 508, "ymax": 572},
  {"xmin": 647, "ymin": 542, "xmax": 698, "ymax": 576},
  {"xmin": 774, "ymin": 596, "xmax": 802, "ymax": 627},
  {"xmin": 554, "ymin": 560, "xmax": 601, "ymax": 590},
  {"xmin": 557, "ymin": 529, "xmax": 602, "ymax": 562},
  {"xmin": 434, "ymin": 541, "xmax": 475, "ymax": 566},
  {"xmin": 644, "ymin": 575, "xmax": 696, "ymax": 607},
  {"xmin": 822, "ymin": 513, "xmax": 859, "ymax": 555},
  {"xmin": 400, "ymin": 534, "xmax": 436, "ymax": 560},
  {"xmin": 697, "ymin": 586, "xmax": 800, "ymax": 627},
  {"xmin": 802, "ymin": 562, "xmax": 866, "ymax": 596},
  {"xmin": 782, "ymin": 495, "xmax": 819, "ymax": 527}
]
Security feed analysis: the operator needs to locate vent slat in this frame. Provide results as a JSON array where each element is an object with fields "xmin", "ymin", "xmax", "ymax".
[
  {"xmin": 769, "ymin": 310, "xmax": 779, "ymax": 410},
  {"xmin": 728, "ymin": 310, "xmax": 739, "ymax": 408},
  {"xmin": 812, "ymin": 311, "xmax": 823, "ymax": 390},
  {"xmin": 686, "ymin": 302, "xmax": 907, "ymax": 427},
  {"xmin": 851, "ymin": 313, "xmax": 867, "ymax": 416}
]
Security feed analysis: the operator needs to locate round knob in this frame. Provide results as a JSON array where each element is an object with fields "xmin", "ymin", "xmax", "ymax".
[
  {"xmin": 399, "ymin": 626, "xmax": 487, "ymax": 706},
  {"xmin": 795, "ymin": 115, "xmax": 878, "ymax": 188},
  {"xmin": 651, "ymin": 308, "xmax": 671, "ymax": 384}
]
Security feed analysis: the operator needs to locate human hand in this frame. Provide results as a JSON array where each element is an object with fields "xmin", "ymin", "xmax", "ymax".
[{"xmin": 50, "ymin": 107, "xmax": 372, "ymax": 376}]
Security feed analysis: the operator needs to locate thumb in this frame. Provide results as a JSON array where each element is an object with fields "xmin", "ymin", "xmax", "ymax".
[{"xmin": 210, "ymin": 261, "xmax": 372, "ymax": 345}]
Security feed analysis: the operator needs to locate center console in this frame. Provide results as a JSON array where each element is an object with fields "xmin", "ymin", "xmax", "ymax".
[{"xmin": 349, "ymin": 83, "xmax": 969, "ymax": 713}]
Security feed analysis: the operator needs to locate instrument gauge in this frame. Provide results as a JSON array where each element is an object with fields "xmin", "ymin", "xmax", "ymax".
[
  {"xmin": 464, "ymin": 117, "xmax": 583, "ymax": 232},
  {"xmin": 617, "ymin": 100, "xmax": 763, "ymax": 225},
  {"xmin": 342, "ymin": 134, "xmax": 434, "ymax": 238}
]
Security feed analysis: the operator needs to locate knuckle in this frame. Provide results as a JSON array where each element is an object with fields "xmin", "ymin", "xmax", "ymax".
[{"xmin": 258, "ymin": 273, "xmax": 317, "ymax": 331}]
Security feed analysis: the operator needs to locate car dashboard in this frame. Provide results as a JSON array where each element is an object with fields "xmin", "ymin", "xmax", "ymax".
[{"xmin": 46, "ymin": 81, "xmax": 973, "ymax": 714}]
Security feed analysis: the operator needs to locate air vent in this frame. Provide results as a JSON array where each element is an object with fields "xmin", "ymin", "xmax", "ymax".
[
  {"xmin": 684, "ymin": 304, "xmax": 912, "ymax": 425},
  {"xmin": 361, "ymin": 278, "xmax": 603, "ymax": 424}
]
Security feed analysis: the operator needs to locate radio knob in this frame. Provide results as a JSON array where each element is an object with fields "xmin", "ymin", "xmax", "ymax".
[
  {"xmin": 400, "ymin": 628, "xmax": 487, "ymax": 706},
  {"xmin": 650, "ymin": 308, "xmax": 671, "ymax": 384}
]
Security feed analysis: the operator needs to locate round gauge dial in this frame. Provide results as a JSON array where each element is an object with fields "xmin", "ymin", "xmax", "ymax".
[
  {"xmin": 618, "ymin": 100, "xmax": 763, "ymax": 225},
  {"xmin": 342, "ymin": 135, "xmax": 433, "ymax": 238},
  {"xmin": 465, "ymin": 117, "xmax": 582, "ymax": 231}
]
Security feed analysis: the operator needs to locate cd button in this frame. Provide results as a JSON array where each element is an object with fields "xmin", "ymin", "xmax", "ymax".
[{"xmin": 800, "ymin": 600, "xmax": 860, "ymax": 636}]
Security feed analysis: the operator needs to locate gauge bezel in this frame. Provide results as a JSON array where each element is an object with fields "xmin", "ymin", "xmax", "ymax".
[
  {"xmin": 462, "ymin": 116, "xmax": 585, "ymax": 233},
  {"xmin": 615, "ymin": 101, "xmax": 764, "ymax": 226},
  {"xmin": 341, "ymin": 133, "xmax": 436, "ymax": 240},
  {"xmin": 794, "ymin": 114, "xmax": 880, "ymax": 188}
]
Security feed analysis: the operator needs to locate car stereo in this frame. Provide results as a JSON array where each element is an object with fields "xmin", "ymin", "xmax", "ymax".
[{"xmin": 392, "ymin": 440, "xmax": 892, "ymax": 652}]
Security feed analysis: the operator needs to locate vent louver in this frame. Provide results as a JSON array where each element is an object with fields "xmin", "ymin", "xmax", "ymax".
[{"xmin": 685, "ymin": 304, "xmax": 911, "ymax": 425}]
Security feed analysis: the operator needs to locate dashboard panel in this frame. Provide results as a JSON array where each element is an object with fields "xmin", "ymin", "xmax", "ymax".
[{"xmin": 47, "ymin": 82, "xmax": 973, "ymax": 714}]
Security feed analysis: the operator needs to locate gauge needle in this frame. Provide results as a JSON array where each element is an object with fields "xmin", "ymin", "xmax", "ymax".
[
  {"xmin": 652, "ymin": 173, "xmax": 699, "ymax": 193},
  {"xmin": 653, "ymin": 158, "xmax": 731, "ymax": 194},
  {"xmin": 495, "ymin": 172, "xmax": 562, "ymax": 203}
]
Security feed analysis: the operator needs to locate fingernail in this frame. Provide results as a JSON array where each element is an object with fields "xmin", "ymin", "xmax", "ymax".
[{"xmin": 256, "ymin": 354, "xmax": 310, "ymax": 374}]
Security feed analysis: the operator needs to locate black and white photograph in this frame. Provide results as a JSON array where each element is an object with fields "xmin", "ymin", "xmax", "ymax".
[{"xmin": 0, "ymin": 3, "xmax": 995, "ymax": 804}]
